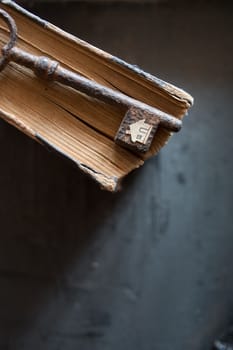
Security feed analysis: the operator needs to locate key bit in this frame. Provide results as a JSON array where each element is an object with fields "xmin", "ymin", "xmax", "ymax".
[{"xmin": 0, "ymin": 9, "xmax": 182, "ymax": 153}]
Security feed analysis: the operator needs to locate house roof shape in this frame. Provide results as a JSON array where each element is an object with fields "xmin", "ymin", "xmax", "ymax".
[{"xmin": 128, "ymin": 119, "xmax": 153, "ymax": 144}]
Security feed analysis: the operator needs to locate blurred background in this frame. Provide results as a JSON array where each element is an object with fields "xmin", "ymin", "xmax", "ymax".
[{"xmin": 0, "ymin": 1, "xmax": 232, "ymax": 349}]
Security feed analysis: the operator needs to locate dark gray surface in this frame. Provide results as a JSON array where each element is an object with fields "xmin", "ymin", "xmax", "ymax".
[{"xmin": 0, "ymin": 2, "xmax": 233, "ymax": 350}]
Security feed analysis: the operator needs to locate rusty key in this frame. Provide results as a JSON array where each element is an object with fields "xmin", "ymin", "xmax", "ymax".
[{"xmin": 0, "ymin": 9, "xmax": 182, "ymax": 153}]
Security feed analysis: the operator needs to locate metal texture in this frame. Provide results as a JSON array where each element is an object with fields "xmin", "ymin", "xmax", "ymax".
[
  {"xmin": 0, "ymin": 8, "xmax": 17, "ymax": 71},
  {"xmin": 115, "ymin": 106, "xmax": 160, "ymax": 152},
  {"xmin": 0, "ymin": 8, "xmax": 182, "ymax": 153}
]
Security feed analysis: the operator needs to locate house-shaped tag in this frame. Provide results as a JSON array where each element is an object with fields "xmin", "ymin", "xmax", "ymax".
[
  {"xmin": 127, "ymin": 119, "xmax": 153, "ymax": 145},
  {"xmin": 115, "ymin": 107, "xmax": 160, "ymax": 153}
]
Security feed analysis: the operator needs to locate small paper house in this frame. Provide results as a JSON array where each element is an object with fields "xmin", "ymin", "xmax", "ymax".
[{"xmin": 128, "ymin": 119, "xmax": 153, "ymax": 144}]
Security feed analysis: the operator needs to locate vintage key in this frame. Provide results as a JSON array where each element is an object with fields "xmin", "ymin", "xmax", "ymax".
[{"xmin": 0, "ymin": 9, "xmax": 182, "ymax": 153}]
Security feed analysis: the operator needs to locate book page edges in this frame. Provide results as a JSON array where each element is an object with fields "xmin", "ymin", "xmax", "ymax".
[
  {"xmin": 1, "ymin": 0, "xmax": 193, "ymax": 108},
  {"xmin": 0, "ymin": 0, "xmax": 193, "ymax": 191},
  {"xmin": 0, "ymin": 109, "xmax": 128, "ymax": 191}
]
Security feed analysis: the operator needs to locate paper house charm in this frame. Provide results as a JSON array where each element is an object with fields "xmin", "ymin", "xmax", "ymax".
[{"xmin": 127, "ymin": 119, "xmax": 153, "ymax": 145}]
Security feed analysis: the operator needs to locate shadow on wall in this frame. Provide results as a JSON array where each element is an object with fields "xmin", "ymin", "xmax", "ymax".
[{"xmin": 0, "ymin": 118, "xmax": 161, "ymax": 345}]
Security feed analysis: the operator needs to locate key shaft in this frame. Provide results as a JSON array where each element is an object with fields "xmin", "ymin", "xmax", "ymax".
[
  {"xmin": 6, "ymin": 47, "xmax": 181, "ymax": 134},
  {"xmin": 0, "ymin": 8, "xmax": 182, "ymax": 153}
]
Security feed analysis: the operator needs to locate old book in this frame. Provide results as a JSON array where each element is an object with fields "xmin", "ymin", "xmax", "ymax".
[{"xmin": 0, "ymin": 0, "xmax": 193, "ymax": 191}]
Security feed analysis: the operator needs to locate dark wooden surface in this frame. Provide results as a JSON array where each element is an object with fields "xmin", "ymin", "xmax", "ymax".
[{"xmin": 0, "ymin": 2, "xmax": 233, "ymax": 350}]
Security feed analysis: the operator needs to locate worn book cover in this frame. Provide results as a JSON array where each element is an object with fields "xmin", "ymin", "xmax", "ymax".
[{"xmin": 0, "ymin": 0, "xmax": 193, "ymax": 191}]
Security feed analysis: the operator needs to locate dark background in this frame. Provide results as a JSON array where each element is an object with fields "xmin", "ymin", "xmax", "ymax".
[{"xmin": 0, "ymin": 1, "xmax": 233, "ymax": 349}]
